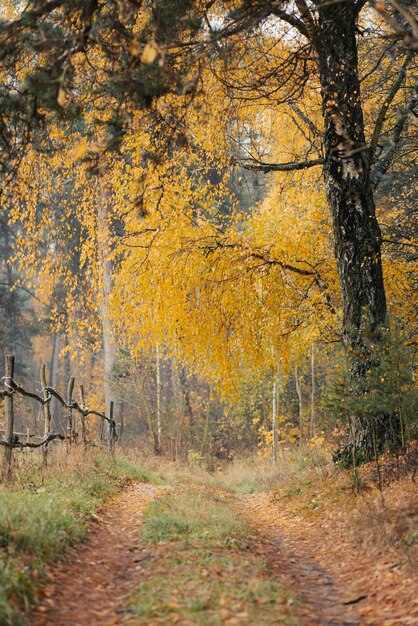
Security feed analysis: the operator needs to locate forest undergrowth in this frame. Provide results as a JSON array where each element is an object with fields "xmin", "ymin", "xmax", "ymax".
[
  {"xmin": 1, "ymin": 445, "xmax": 417, "ymax": 625},
  {"xmin": 0, "ymin": 448, "xmax": 164, "ymax": 625},
  {"xmin": 161, "ymin": 448, "xmax": 417, "ymax": 562},
  {"xmin": 170, "ymin": 449, "xmax": 418, "ymax": 623},
  {"xmin": 242, "ymin": 453, "xmax": 417, "ymax": 565}
]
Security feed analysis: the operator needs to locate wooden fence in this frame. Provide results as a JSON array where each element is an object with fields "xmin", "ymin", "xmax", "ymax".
[{"xmin": 0, "ymin": 355, "xmax": 117, "ymax": 478}]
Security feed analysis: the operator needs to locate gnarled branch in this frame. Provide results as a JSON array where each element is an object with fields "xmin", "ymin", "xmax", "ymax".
[
  {"xmin": 0, "ymin": 433, "xmax": 65, "ymax": 449},
  {"xmin": 0, "ymin": 376, "xmax": 50, "ymax": 405},
  {"xmin": 238, "ymin": 157, "xmax": 324, "ymax": 172}
]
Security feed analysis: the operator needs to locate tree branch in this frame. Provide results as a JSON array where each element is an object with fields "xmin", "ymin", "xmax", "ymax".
[
  {"xmin": 288, "ymin": 100, "xmax": 322, "ymax": 138},
  {"xmin": 370, "ymin": 0, "xmax": 418, "ymax": 50},
  {"xmin": 248, "ymin": 252, "xmax": 318, "ymax": 276},
  {"xmin": 0, "ymin": 433, "xmax": 65, "ymax": 449},
  {"xmin": 1, "ymin": 376, "xmax": 50, "ymax": 405},
  {"xmin": 237, "ymin": 157, "xmax": 324, "ymax": 172},
  {"xmin": 270, "ymin": 4, "xmax": 309, "ymax": 38},
  {"xmin": 294, "ymin": 0, "xmax": 317, "ymax": 39},
  {"xmin": 371, "ymin": 90, "xmax": 417, "ymax": 188},
  {"xmin": 369, "ymin": 50, "xmax": 413, "ymax": 164}
]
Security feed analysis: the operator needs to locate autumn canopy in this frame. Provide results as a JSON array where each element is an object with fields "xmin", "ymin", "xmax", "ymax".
[{"xmin": 0, "ymin": 0, "xmax": 416, "ymax": 463}]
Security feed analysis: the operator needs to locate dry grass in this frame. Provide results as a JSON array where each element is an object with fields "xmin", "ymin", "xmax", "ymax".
[
  {"xmin": 347, "ymin": 474, "xmax": 418, "ymax": 568},
  {"xmin": 265, "ymin": 449, "xmax": 418, "ymax": 571},
  {"xmin": 145, "ymin": 446, "xmax": 331, "ymax": 494},
  {"xmin": 146, "ymin": 445, "xmax": 417, "ymax": 570},
  {"xmin": 128, "ymin": 487, "xmax": 298, "ymax": 625},
  {"xmin": 0, "ymin": 445, "xmax": 161, "ymax": 625}
]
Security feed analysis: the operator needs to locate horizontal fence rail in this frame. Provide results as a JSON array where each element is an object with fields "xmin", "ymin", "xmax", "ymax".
[{"xmin": 1, "ymin": 355, "xmax": 117, "ymax": 478}]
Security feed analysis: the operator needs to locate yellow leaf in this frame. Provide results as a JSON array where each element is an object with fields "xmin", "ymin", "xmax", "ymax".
[
  {"xmin": 141, "ymin": 41, "xmax": 159, "ymax": 64},
  {"xmin": 57, "ymin": 87, "xmax": 66, "ymax": 106},
  {"xmin": 71, "ymin": 140, "xmax": 88, "ymax": 160}
]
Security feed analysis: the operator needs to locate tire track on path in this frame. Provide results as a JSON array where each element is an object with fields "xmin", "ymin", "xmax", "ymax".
[
  {"xmin": 236, "ymin": 493, "xmax": 359, "ymax": 626},
  {"xmin": 31, "ymin": 483, "xmax": 167, "ymax": 626}
]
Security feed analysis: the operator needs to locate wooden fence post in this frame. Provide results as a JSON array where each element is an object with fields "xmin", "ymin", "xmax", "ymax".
[
  {"xmin": 2, "ymin": 355, "xmax": 15, "ymax": 479},
  {"xmin": 66, "ymin": 377, "xmax": 75, "ymax": 448},
  {"xmin": 79, "ymin": 385, "xmax": 87, "ymax": 446},
  {"xmin": 41, "ymin": 364, "xmax": 52, "ymax": 466}
]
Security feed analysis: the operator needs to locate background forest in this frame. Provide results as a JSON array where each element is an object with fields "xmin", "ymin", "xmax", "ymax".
[{"xmin": 0, "ymin": 0, "xmax": 417, "ymax": 468}]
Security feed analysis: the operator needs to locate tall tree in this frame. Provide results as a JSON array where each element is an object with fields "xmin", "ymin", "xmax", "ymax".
[{"xmin": 219, "ymin": 0, "xmax": 416, "ymax": 462}]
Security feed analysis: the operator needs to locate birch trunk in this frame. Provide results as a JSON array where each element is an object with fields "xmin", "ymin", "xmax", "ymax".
[
  {"xmin": 310, "ymin": 345, "xmax": 315, "ymax": 439},
  {"xmin": 155, "ymin": 344, "xmax": 162, "ymax": 454},
  {"xmin": 2, "ymin": 355, "xmax": 14, "ymax": 477},
  {"xmin": 272, "ymin": 369, "xmax": 278, "ymax": 466},
  {"xmin": 294, "ymin": 365, "xmax": 303, "ymax": 444},
  {"xmin": 49, "ymin": 332, "xmax": 61, "ymax": 432},
  {"xmin": 41, "ymin": 364, "xmax": 52, "ymax": 465},
  {"xmin": 98, "ymin": 183, "xmax": 115, "ymax": 439}
]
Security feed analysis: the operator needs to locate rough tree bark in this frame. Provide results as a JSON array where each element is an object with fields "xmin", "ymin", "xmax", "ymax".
[
  {"xmin": 234, "ymin": 0, "xmax": 409, "ymax": 461},
  {"xmin": 314, "ymin": 2, "xmax": 389, "ymax": 463},
  {"xmin": 233, "ymin": 0, "xmax": 413, "ymax": 462}
]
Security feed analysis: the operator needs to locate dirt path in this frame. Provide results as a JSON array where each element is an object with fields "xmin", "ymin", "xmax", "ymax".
[
  {"xmin": 30, "ymin": 484, "xmax": 416, "ymax": 626},
  {"xmin": 31, "ymin": 483, "xmax": 166, "ymax": 626},
  {"xmin": 237, "ymin": 491, "xmax": 418, "ymax": 626},
  {"xmin": 236, "ymin": 493, "xmax": 359, "ymax": 626}
]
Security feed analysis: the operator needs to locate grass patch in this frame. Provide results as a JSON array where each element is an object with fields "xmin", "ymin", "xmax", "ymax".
[
  {"xmin": 142, "ymin": 490, "xmax": 246, "ymax": 545},
  {"xmin": 0, "ymin": 449, "xmax": 160, "ymax": 626},
  {"xmin": 129, "ymin": 488, "xmax": 298, "ymax": 625},
  {"xmin": 155, "ymin": 451, "xmax": 332, "ymax": 495}
]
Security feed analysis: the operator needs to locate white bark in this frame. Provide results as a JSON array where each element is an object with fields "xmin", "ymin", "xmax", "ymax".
[
  {"xmin": 272, "ymin": 373, "xmax": 278, "ymax": 465},
  {"xmin": 98, "ymin": 183, "xmax": 115, "ymax": 433},
  {"xmin": 310, "ymin": 344, "xmax": 316, "ymax": 439},
  {"xmin": 49, "ymin": 332, "xmax": 61, "ymax": 431},
  {"xmin": 156, "ymin": 344, "xmax": 162, "ymax": 452},
  {"xmin": 295, "ymin": 365, "xmax": 303, "ymax": 444}
]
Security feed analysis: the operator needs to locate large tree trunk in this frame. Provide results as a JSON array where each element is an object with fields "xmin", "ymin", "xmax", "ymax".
[{"xmin": 315, "ymin": 4, "xmax": 388, "ymax": 463}]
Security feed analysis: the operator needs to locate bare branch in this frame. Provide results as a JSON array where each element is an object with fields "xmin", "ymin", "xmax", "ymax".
[
  {"xmin": 369, "ymin": 50, "xmax": 414, "ymax": 163},
  {"xmin": 371, "ymin": 91, "xmax": 417, "ymax": 188},
  {"xmin": 294, "ymin": 0, "xmax": 317, "ymax": 39},
  {"xmin": 270, "ymin": 5, "xmax": 309, "ymax": 38},
  {"xmin": 1, "ymin": 376, "xmax": 50, "ymax": 405},
  {"xmin": 237, "ymin": 157, "xmax": 324, "ymax": 172},
  {"xmin": 370, "ymin": 0, "xmax": 418, "ymax": 50},
  {"xmin": 288, "ymin": 100, "xmax": 322, "ymax": 138},
  {"xmin": 0, "ymin": 433, "xmax": 65, "ymax": 449}
]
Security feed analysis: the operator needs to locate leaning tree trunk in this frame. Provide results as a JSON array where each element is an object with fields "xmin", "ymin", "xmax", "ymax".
[{"xmin": 315, "ymin": 3, "xmax": 388, "ymax": 463}]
